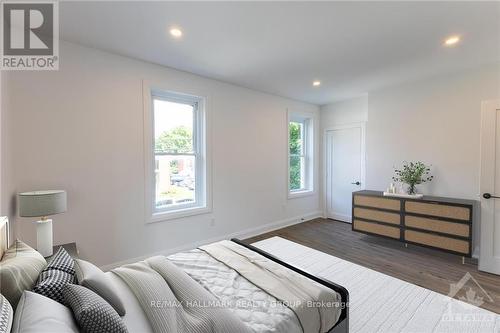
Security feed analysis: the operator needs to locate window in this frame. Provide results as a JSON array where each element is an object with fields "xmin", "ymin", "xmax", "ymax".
[
  {"xmin": 147, "ymin": 88, "xmax": 208, "ymax": 220},
  {"xmin": 288, "ymin": 113, "xmax": 313, "ymax": 195}
]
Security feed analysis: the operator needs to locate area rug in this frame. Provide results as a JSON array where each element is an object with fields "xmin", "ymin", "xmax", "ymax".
[{"xmin": 252, "ymin": 236, "xmax": 500, "ymax": 333}]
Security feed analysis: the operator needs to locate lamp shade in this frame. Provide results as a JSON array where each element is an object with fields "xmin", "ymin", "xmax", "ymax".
[{"xmin": 18, "ymin": 190, "xmax": 67, "ymax": 217}]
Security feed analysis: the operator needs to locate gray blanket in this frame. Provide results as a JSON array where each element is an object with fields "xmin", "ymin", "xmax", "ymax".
[
  {"xmin": 113, "ymin": 256, "xmax": 252, "ymax": 333},
  {"xmin": 200, "ymin": 240, "xmax": 341, "ymax": 333}
]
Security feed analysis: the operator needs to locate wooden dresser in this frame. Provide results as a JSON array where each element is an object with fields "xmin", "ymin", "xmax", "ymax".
[{"xmin": 352, "ymin": 190, "xmax": 475, "ymax": 258}]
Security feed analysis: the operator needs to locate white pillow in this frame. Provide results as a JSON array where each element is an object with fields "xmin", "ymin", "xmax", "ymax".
[
  {"xmin": 74, "ymin": 259, "xmax": 126, "ymax": 316},
  {"xmin": 11, "ymin": 291, "xmax": 79, "ymax": 333}
]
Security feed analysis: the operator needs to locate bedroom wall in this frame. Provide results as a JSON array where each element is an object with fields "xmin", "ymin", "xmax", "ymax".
[
  {"xmin": 3, "ymin": 41, "xmax": 320, "ymax": 267},
  {"xmin": 321, "ymin": 63, "xmax": 500, "ymax": 254},
  {"xmin": 0, "ymin": 70, "xmax": 2, "ymax": 216},
  {"xmin": 320, "ymin": 95, "xmax": 368, "ymax": 128},
  {"xmin": 0, "ymin": 71, "xmax": 13, "ymax": 242},
  {"xmin": 367, "ymin": 63, "xmax": 499, "ymax": 254},
  {"xmin": 365, "ymin": 63, "xmax": 499, "ymax": 199}
]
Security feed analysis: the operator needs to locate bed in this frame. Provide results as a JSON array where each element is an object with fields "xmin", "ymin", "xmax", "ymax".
[
  {"xmin": 107, "ymin": 239, "xmax": 349, "ymax": 333},
  {"xmin": 0, "ymin": 217, "xmax": 349, "ymax": 333}
]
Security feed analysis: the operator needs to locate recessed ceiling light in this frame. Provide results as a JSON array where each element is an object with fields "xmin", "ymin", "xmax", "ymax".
[
  {"xmin": 170, "ymin": 28, "xmax": 183, "ymax": 38},
  {"xmin": 313, "ymin": 81, "xmax": 321, "ymax": 87},
  {"xmin": 444, "ymin": 35, "xmax": 460, "ymax": 46}
]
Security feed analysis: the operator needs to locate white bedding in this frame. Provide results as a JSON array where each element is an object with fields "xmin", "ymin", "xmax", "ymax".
[
  {"xmin": 107, "ymin": 271, "xmax": 154, "ymax": 333},
  {"xmin": 106, "ymin": 250, "xmax": 303, "ymax": 333},
  {"xmin": 167, "ymin": 249, "xmax": 303, "ymax": 333},
  {"xmin": 107, "ymin": 246, "xmax": 330, "ymax": 333}
]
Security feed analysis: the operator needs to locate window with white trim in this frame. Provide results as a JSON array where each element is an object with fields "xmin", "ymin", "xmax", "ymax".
[
  {"xmin": 150, "ymin": 90, "xmax": 207, "ymax": 216},
  {"xmin": 288, "ymin": 114, "xmax": 313, "ymax": 195}
]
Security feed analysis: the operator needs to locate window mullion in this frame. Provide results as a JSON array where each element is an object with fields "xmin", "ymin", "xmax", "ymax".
[{"xmin": 155, "ymin": 153, "xmax": 196, "ymax": 157}]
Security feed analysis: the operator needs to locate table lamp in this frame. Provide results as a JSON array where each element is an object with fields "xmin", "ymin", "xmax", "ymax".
[{"xmin": 18, "ymin": 190, "xmax": 67, "ymax": 257}]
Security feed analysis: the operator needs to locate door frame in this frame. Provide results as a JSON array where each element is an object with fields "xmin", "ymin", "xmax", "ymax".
[
  {"xmin": 479, "ymin": 99, "xmax": 500, "ymax": 274},
  {"xmin": 323, "ymin": 122, "xmax": 367, "ymax": 221}
]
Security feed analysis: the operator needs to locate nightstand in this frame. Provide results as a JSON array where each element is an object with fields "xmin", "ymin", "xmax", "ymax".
[{"xmin": 45, "ymin": 242, "xmax": 79, "ymax": 261}]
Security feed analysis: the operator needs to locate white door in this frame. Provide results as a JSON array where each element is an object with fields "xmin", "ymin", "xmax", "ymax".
[
  {"xmin": 326, "ymin": 125, "xmax": 364, "ymax": 222},
  {"xmin": 479, "ymin": 100, "xmax": 500, "ymax": 275}
]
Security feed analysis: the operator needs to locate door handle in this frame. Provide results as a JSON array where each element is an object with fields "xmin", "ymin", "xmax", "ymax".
[
  {"xmin": 483, "ymin": 193, "xmax": 500, "ymax": 199},
  {"xmin": 351, "ymin": 181, "xmax": 361, "ymax": 186}
]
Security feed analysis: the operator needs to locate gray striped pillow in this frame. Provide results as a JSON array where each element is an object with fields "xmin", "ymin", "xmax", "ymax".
[{"xmin": 0, "ymin": 240, "xmax": 47, "ymax": 309}]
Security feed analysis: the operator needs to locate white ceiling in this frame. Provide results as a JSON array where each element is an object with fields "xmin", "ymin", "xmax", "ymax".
[{"xmin": 60, "ymin": 1, "xmax": 499, "ymax": 105}]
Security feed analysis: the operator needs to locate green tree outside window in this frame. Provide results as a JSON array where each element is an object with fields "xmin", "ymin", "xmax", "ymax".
[
  {"xmin": 155, "ymin": 126, "xmax": 193, "ymax": 154},
  {"xmin": 289, "ymin": 122, "xmax": 303, "ymax": 190}
]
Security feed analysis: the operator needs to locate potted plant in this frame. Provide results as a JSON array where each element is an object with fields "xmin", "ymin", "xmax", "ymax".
[{"xmin": 392, "ymin": 161, "xmax": 433, "ymax": 195}]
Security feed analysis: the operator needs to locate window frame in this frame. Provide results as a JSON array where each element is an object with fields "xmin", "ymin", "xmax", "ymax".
[
  {"xmin": 144, "ymin": 82, "xmax": 211, "ymax": 223},
  {"xmin": 288, "ymin": 111, "xmax": 314, "ymax": 198}
]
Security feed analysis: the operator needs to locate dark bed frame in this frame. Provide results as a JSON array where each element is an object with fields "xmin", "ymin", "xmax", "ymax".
[{"xmin": 231, "ymin": 238, "xmax": 349, "ymax": 333}]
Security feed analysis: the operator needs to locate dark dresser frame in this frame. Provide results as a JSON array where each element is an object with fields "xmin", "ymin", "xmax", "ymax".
[{"xmin": 352, "ymin": 190, "xmax": 476, "ymax": 259}]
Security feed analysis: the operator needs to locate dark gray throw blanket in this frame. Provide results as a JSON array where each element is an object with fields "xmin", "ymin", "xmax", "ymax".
[{"xmin": 113, "ymin": 256, "xmax": 252, "ymax": 333}]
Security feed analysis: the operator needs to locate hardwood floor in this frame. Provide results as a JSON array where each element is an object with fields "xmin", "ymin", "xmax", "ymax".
[{"xmin": 244, "ymin": 218, "xmax": 500, "ymax": 314}]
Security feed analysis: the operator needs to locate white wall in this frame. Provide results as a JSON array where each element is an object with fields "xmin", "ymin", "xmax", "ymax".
[
  {"xmin": 366, "ymin": 64, "xmax": 498, "ymax": 198},
  {"xmin": 0, "ymin": 70, "xmax": 2, "ymax": 217},
  {"xmin": 3, "ymin": 42, "xmax": 320, "ymax": 267},
  {"xmin": 320, "ymin": 95, "xmax": 368, "ymax": 129},
  {"xmin": 367, "ymin": 64, "xmax": 499, "ymax": 253},
  {"xmin": 0, "ymin": 71, "xmax": 15, "ymax": 242},
  {"xmin": 321, "ymin": 63, "xmax": 500, "ymax": 253}
]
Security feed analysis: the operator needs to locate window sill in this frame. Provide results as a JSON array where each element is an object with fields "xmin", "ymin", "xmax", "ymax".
[
  {"xmin": 146, "ymin": 206, "xmax": 211, "ymax": 224},
  {"xmin": 288, "ymin": 190, "xmax": 315, "ymax": 199}
]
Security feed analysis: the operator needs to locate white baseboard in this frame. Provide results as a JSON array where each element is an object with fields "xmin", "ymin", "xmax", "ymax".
[
  {"xmin": 473, "ymin": 246, "xmax": 479, "ymax": 259},
  {"xmin": 100, "ymin": 210, "xmax": 322, "ymax": 271},
  {"xmin": 327, "ymin": 212, "xmax": 351, "ymax": 223}
]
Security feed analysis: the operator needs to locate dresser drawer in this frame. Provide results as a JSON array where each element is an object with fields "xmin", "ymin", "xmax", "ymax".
[
  {"xmin": 405, "ymin": 216, "xmax": 469, "ymax": 237},
  {"xmin": 353, "ymin": 220, "xmax": 400, "ymax": 239},
  {"xmin": 405, "ymin": 201, "xmax": 470, "ymax": 221},
  {"xmin": 354, "ymin": 207, "xmax": 400, "ymax": 225},
  {"xmin": 405, "ymin": 230, "xmax": 469, "ymax": 254},
  {"xmin": 354, "ymin": 195, "xmax": 400, "ymax": 211}
]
